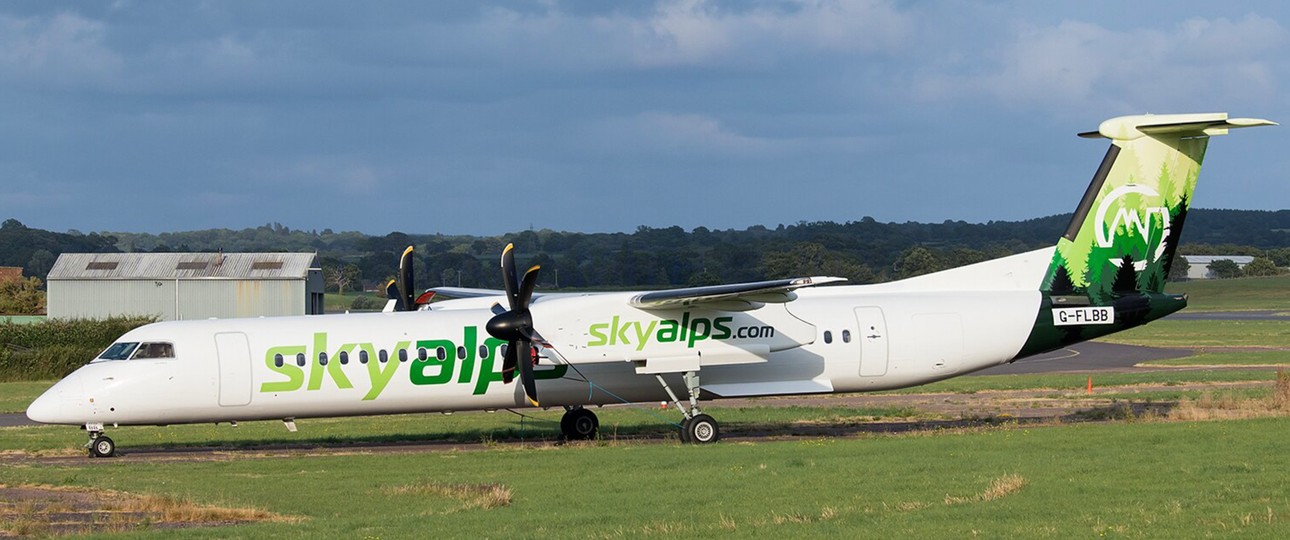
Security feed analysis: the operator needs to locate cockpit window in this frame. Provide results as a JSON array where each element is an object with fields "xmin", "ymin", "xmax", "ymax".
[
  {"xmin": 130, "ymin": 342, "xmax": 175, "ymax": 359},
  {"xmin": 99, "ymin": 342, "xmax": 139, "ymax": 360}
]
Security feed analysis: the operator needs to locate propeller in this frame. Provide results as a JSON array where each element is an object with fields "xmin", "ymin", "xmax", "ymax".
[
  {"xmin": 485, "ymin": 243, "xmax": 542, "ymax": 406},
  {"xmin": 385, "ymin": 246, "xmax": 418, "ymax": 311}
]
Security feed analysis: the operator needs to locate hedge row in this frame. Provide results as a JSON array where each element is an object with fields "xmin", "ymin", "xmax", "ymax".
[{"xmin": 0, "ymin": 317, "xmax": 155, "ymax": 381}]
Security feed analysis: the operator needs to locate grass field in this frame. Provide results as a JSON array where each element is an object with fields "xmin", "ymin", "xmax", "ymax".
[
  {"xmin": 1166, "ymin": 274, "xmax": 1290, "ymax": 311},
  {"xmin": 1098, "ymin": 320, "xmax": 1290, "ymax": 348},
  {"xmin": 1, "ymin": 418, "xmax": 1287, "ymax": 538}
]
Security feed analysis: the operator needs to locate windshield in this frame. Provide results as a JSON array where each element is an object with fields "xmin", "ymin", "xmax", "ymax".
[{"xmin": 98, "ymin": 342, "xmax": 139, "ymax": 360}]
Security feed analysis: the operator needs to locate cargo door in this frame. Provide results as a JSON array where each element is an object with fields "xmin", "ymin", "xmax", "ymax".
[
  {"xmin": 215, "ymin": 332, "xmax": 253, "ymax": 407},
  {"xmin": 855, "ymin": 307, "xmax": 889, "ymax": 377}
]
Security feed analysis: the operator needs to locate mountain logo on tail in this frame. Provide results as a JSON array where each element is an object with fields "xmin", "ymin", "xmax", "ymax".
[{"xmin": 1093, "ymin": 184, "xmax": 1171, "ymax": 271}]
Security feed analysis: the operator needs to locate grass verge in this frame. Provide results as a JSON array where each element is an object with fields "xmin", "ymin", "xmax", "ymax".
[
  {"xmin": 1139, "ymin": 350, "xmax": 1290, "ymax": 367},
  {"xmin": 1096, "ymin": 319, "xmax": 1290, "ymax": 348},
  {"xmin": 0, "ymin": 418, "xmax": 1286, "ymax": 537}
]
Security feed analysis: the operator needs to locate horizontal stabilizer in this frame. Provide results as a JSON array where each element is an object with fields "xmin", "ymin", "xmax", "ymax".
[
  {"xmin": 630, "ymin": 276, "xmax": 846, "ymax": 311},
  {"xmin": 1078, "ymin": 113, "xmax": 1276, "ymax": 140}
]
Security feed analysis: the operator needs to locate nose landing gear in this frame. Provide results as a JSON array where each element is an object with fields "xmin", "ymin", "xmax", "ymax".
[
  {"xmin": 84, "ymin": 424, "xmax": 115, "ymax": 458},
  {"xmin": 560, "ymin": 406, "xmax": 599, "ymax": 440}
]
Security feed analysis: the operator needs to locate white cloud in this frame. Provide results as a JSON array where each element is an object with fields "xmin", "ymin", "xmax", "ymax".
[
  {"xmin": 917, "ymin": 13, "xmax": 1288, "ymax": 110},
  {"xmin": 0, "ymin": 12, "xmax": 122, "ymax": 88}
]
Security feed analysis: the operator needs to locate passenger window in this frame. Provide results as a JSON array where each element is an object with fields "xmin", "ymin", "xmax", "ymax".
[
  {"xmin": 398, "ymin": 349, "xmax": 408, "ymax": 362},
  {"xmin": 823, "ymin": 331, "xmax": 833, "ymax": 344},
  {"xmin": 319, "ymin": 352, "xmax": 328, "ymax": 365},
  {"xmin": 296, "ymin": 353, "xmax": 306, "ymax": 367},
  {"xmin": 131, "ymin": 342, "xmax": 175, "ymax": 359},
  {"xmin": 379, "ymin": 350, "xmax": 389, "ymax": 363},
  {"xmin": 436, "ymin": 347, "xmax": 447, "ymax": 361},
  {"xmin": 457, "ymin": 346, "xmax": 466, "ymax": 359},
  {"xmin": 417, "ymin": 347, "xmax": 428, "ymax": 361},
  {"xmin": 478, "ymin": 345, "xmax": 489, "ymax": 359},
  {"xmin": 274, "ymin": 353, "xmax": 284, "ymax": 368},
  {"xmin": 99, "ymin": 342, "xmax": 139, "ymax": 360},
  {"xmin": 339, "ymin": 351, "xmax": 349, "ymax": 365},
  {"xmin": 842, "ymin": 330, "xmax": 852, "ymax": 343},
  {"xmin": 359, "ymin": 350, "xmax": 369, "ymax": 364}
]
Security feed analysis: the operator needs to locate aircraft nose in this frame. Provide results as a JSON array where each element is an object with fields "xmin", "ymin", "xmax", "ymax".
[{"xmin": 26, "ymin": 375, "xmax": 84, "ymax": 424}]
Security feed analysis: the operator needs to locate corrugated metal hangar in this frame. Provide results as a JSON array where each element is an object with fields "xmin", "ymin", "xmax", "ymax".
[{"xmin": 47, "ymin": 252, "xmax": 323, "ymax": 320}]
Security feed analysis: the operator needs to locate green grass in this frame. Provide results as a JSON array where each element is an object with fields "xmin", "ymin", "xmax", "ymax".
[
  {"xmin": 1166, "ymin": 274, "xmax": 1290, "ymax": 311},
  {"xmin": 879, "ymin": 369, "xmax": 1278, "ymax": 394},
  {"xmin": 0, "ymin": 418, "xmax": 1286, "ymax": 538},
  {"xmin": 0, "ymin": 380, "xmax": 52, "ymax": 413},
  {"xmin": 1097, "ymin": 320, "xmax": 1290, "ymax": 348},
  {"xmin": 0, "ymin": 315, "xmax": 44, "ymax": 324},
  {"xmin": 1140, "ymin": 350, "xmax": 1290, "ymax": 367}
]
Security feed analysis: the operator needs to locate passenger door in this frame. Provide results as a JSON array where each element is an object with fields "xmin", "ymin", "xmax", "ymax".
[
  {"xmin": 855, "ymin": 307, "xmax": 889, "ymax": 377},
  {"xmin": 214, "ymin": 332, "xmax": 253, "ymax": 407}
]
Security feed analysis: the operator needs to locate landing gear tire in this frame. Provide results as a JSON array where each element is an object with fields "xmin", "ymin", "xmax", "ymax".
[
  {"xmin": 89, "ymin": 435, "xmax": 115, "ymax": 458},
  {"xmin": 560, "ymin": 408, "xmax": 599, "ymax": 440},
  {"xmin": 684, "ymin": 414, "xmax": 719, "ymax": 444}
]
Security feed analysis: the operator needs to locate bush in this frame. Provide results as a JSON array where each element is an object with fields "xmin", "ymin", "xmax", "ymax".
[
  {"xmin": 350, "ymin": 295, "xmax": 387, "ymax": 311},
  {"xmin": 0, "ymin": 317, "xmax": 155, "ymax": 381}
]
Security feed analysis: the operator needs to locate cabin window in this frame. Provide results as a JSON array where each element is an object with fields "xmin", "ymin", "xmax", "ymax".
[
  {"xmin": 842, "ymin": 330, "xmax": 852, "ymax": 343},
  {"xmin": 478, "ymin": 345, "xmax": 489, "ymax": 359},
  {"xmin": 379, "ymin": 350, "xmax": 389, "ymax": 363},
  {"xmin": 339, "ymin": 351, "xmax": 349, "ymax": 365},
  {"xmin": 296, "ymin": 353, "xmax": 306, "ymax": 367},
  {"xmin": 436, "ymin": 347, "xmax": 447, "ymax": 361},
  {"xmin": 823, "ymin": 331, "xmax": 833, "ymax": 344},
  {"xmin": 98, "ymin": 342, "xmax": 139, "ymax": 360},
  {"xmin": 417, "ymin": 347, "xmax": 428, "ymax": 361},
  {"xmin": 359, "ymin": 350, "xmax": 369, "ymax": 364},
  {"xmin": 319, "ymin": 352, "xmax": 329, "ymax": 365},
  {"xmin": 457, "ymin": 346, "xmax": 466, "ymax": 359},
  {"xmin": 274, "ymin": 354, "xmax": 284, "ymax": 368},
  {"xmin": 398, "ymin": 349, "xmax": 409, "ymax": 362},
  {"xmin": 130, "ymin": 342, "xmax": 175, "ymax": 359}
]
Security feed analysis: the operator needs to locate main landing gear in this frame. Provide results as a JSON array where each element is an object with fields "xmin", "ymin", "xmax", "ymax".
[
  {"xmin": 85, "ymin": 424, "xmax": 115, "ymax": 458},
  {"xmin": 560, "ymin": 406, "xmax": 599, "ymax": 441},
  {"xmin": 658, "ymin": 371, "xmax": 720, "ymax": 444}
]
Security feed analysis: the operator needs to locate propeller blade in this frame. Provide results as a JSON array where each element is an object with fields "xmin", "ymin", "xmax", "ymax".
[
  {"xmin": 501, "ymin": 341, "xmax": 517, "ymax": 384},
  {"xmin": 515, "ymin": 339, "xmax": 538, "ymax": 406},
  {"xmin": 490, "ymin": 302, "xmax": 506, "ymax": 316},
  {"xmin": 500, "ymin": 243, "xmax": 519, "ymax": 310},
  {"xmin": 519, "ymin": 264, "xmax": 540, "ymax": 308},
  {"xmin": 385, "ymin": 280, "xmax": 405, "ymax": 311},
  {"xmin": 398, "ymin": 246, "xmax": 415, "ymax": 311}
]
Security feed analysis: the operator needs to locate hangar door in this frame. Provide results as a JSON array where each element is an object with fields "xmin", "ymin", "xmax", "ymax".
[{"xmin": 215, "ymin": 332, "xmax": 253, "ymax": 407}]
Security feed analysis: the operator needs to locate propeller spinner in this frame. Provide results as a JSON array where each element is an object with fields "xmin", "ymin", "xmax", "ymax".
[{"xmin": 485, "ymin": 243, "xmax": 542, "ymax": 406}]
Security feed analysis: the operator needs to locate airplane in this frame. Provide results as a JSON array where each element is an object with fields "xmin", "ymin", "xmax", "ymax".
[{"xmin": 27, "ymin": 112, "xmax": 1275, "ymax": 457}]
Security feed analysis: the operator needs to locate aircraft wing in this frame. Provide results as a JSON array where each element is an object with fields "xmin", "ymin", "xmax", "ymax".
[
  {"xmin": 429, "ymin": 287, "xmax": 508, "ymax": 299},
  {"xmin": 629, "ymin": 276, "xmax": 846, "ymax": 311}
]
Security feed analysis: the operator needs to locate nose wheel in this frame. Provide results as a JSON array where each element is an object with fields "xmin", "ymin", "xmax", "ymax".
[{"xmin": 86, "ymin": 431, "xmax": 116, "ymax": 458}]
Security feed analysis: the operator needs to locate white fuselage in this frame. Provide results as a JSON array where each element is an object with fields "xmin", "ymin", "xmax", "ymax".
[{"xmin": 28, "ymin": 249, "xmax": 1053, "ymax": 427}]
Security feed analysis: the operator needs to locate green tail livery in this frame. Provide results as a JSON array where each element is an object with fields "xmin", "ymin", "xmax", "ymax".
[{"xmin": 1019, "ymin": 113, "xmax": 1276, "ymax": 356}]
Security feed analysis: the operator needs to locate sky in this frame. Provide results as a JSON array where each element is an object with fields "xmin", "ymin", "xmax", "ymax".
[{"xmin": 1, "ymin": 1, "xmax": 1287, "ymax": 236}]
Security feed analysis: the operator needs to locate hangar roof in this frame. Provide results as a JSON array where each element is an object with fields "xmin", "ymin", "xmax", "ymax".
[{"xmin": 48, "ymin": 252, "xmax": 319, "ymax": 280}]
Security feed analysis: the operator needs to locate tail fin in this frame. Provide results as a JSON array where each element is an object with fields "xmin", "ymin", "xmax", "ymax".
[
  {"xmin": 1042, "ymin": 113, "xmax": 1275, "ymax": 303},
  {"xmin": 1018, "ymin": 113, "xmax": 1274, "ymax": 358}
]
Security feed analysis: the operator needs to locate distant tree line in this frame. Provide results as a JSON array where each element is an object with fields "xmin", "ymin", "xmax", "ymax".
[{"xmin": 1, "ymin": 209, "xmax": 1288, "ymax": 293}]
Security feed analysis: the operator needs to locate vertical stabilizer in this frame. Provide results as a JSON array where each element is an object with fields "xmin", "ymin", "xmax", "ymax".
[{"xmin": 1019, "ymin": 113, "xmax": 1274, "ymax": 357}]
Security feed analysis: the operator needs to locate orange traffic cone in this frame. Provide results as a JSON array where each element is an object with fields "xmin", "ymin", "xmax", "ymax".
[{"xmin": 1087, "ymin": 376, "xmax": 1093, "ymax": 395}]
